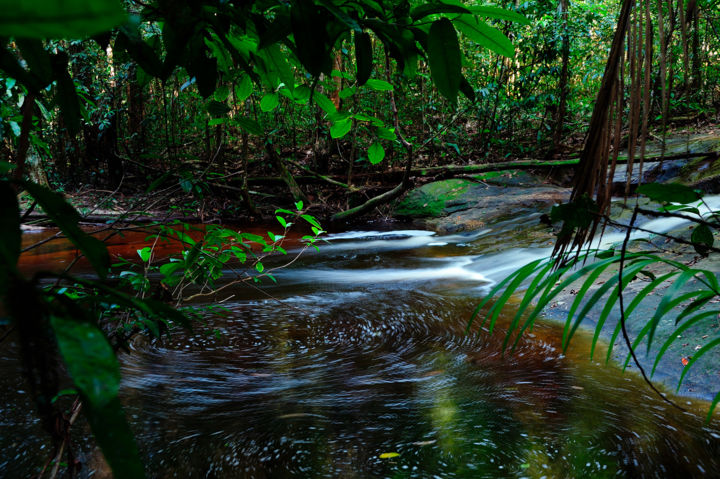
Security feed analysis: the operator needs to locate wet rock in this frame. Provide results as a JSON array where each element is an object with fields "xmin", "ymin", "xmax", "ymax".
[{"xmin": 393, "ymin": 176, "xmax": 569, "ymax": 233}]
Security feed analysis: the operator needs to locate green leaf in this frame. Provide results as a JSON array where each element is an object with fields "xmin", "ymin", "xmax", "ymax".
[
  {"xmin": 708, "ymin": 390, "xmax": 720, "ymax": 422},
  {"xmin": 235, "ymin": 75, "xmax": 253, "ymax": 102},
  {"xmin": 368, "ymin": 142, "xmax": 385, "ymax": 164},
  {"xmin": 637, "ymin": 182, "xmax": 702, "ymax": 204},
  {"xmin": 354, "ymin": 31, "xmax": 373, "ymax": 86},
  {"xmin": 410, "ymin": 2, "xmax": 471, "ymax": 20},
  {"xmin": 459, "ymin": 75, "xmax": 475, "ymax": 101},
  {"xmin": 0, "ymin": 0, "xmax": 126, "ymax": 39},
  {"xmin": 313, "ymin": 91, "xmax": 337, "ymax": 114},
  {"xmin": 51, "ymin": 315, "xmax": 120, "ymax": 406},
  {"xmin": 214, "ymin": 85, "xmax": 230, "ymax": 102},
  {"xmin": 301, "ymin": 214, "xmax": 321, "ymax": 229},
  {"xmin": 470, "ymin": 6, "xmax": 531, "ymax": 25},
  {"xmin": 234, "ymin": 116, "xmax": 263, "ymax": 136},
  {"xmin": 291, "ymin": 2, "xmax": 332, "ymax": 75},
  {"xmin": 207, "ymin": 100, "xmax": 231, "ymax": 118},
  {"xmin": 292, "ymin": 85, "xmax": 311, "ymax": 103},
  {"xmin": 255, "ymin": 262, "xmax": 264, "ymax": 273},
  {"xmin": 260, "ymin": 93, "xmax": 279, "ymax": 112},
  {"xmin": 51, "ymin": 52, "xmax": 81, "ymax": 135},
  {"xmin": 330, "ymin": 118, "xmax": 353, "ymax": 139},
  {"xmin": 137, "ymin": 246, "xmax": 152, "ymax": 263},
  {"xmin": 365, "ymin": 79, "xmax": 393, "ymax": 91},
  {"xmin": 339, "ymin": 86, "xmax": 356, "ymax": 99},
  {"xmin": 376, "ymin": 127, "xmax": 396, "ymax": 140},
  {"xmin": 83, "ymin": 397, "xmax": 145, "ymax": 478},
  {"xmin": 454, "ymin": 15, "xmax": 515, "ymax": 58},
  {"xmin": 678, "ymin": 337, "xmax": 720, "ymax": 391},
  {"xmin": 21, "ymin": 181, "xmax": 109, "ymax": 278},
  {"xmin": 16, "ymin": 38, "xmax": 52, "ymax": 85},
  {"xmin": 691, "ymin": 224, "xmax": 714, "ymax": 256},
  {"xmin": 427, "ymin": 18, "xmax": 461, "ymax": 104},
  {"xmin": 0, "ymin": 161, "xmax": 16, "ymax": 175},
  {"xmin": 0, "ymin": 181, "xmax": 20, "ymax": 296},
  {"xmin": 258, "ymin": 43, "xmax": 294, "ymax": 90}
]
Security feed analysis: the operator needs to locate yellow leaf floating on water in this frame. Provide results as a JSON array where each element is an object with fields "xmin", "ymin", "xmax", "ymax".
[{"xmin": 379, "ymin": 452, "xmax": 400, "ymax": 459}]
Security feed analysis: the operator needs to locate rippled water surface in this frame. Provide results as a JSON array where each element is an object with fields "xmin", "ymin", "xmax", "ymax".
[{"xmin": 4, "ymin": 221, "xmax": 720, "ymax": 477}]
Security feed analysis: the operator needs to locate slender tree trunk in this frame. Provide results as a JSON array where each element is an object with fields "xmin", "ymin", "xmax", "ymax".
[{"xmin": 553, "ymin": 0, "xmax": 571, "ymax": 151}]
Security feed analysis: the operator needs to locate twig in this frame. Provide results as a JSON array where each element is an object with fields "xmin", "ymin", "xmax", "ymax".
[{"xmin": 618, "ymin": 206, "xmax": 685, "ymax": 411}]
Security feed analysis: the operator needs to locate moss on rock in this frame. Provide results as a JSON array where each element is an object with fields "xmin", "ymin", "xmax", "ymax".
[{"xmin": 393, "ymin": 179, "xmax": 474, "ymax": 218}]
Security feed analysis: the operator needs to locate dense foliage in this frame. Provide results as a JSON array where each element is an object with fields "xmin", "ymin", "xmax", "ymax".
[{"xmin": 2, "ymin": 0, "xmax": 720, "ymax": 477}]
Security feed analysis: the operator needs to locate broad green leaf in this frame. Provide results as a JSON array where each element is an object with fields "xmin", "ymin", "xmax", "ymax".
[
  {"xmin": 259, "ymin": 43, "xmax": 294, "ymax": 90},
  {"xmin": 330, "ymin": 118, "xmax": 352, "ymax": 139},
  {"xmin": 137, "ymin": 246, "xmax": 151, "ymax": 263},
  {"xmin": 376, "ymin": 126, "xmax": 396, "ymax": 140},
  {"xmin": 214, "ymin": 85, "xmax": 230, "ymax": 102},
  {"xmin": 0, "ymin": 0, "xmax": 126, "ymax": 39},
  {"xmin": 84, "ymin": 397, "xmax": 145, "ymax": 478},
  {"xmin": 21, "ymin": 181, "xmax": 109, "ymax": 278},
  {"xmin": 301, "ymin": 214, "xmax": 321, "ymax": 229},
  {"xmin": 319, "ymin": 0, "xmax": 361, "ymax": 31},
  {"xmin": 313, "ymin": 91, "xmax": 337, "ymax": 114},
  {"xmin": 427, "ymin": 18, "xmax": 461, "ymax": 103},
  {"xmin": 260, "ymin": 93, "xmax": 280, "ymax": 112},
  {"xmin": 354, "ymin": 31, "xmax": 373, "ymax": 86},
  {"xmin": 235, "ymin": 116, "xmax": 263, "ymax": 136},
  {"xmin": 454, "ymin": 15, "xmax": 514, "ymax": 58},
  {"xmin": 365, "ymin": 79, "xmax": 393, "ymax": 91},
  {"xmin": 339, "ymin": 86, "xmax": 356, "ymax": 99},
  {"xmin": 0, "ymin": 161, "xmax": 17, "ymax": 175},
  {"xmin": 207, "ymin": 100, "xmax": 231, "ymax": 117},
  {"xmin": 470, "ymin": 6, "xmax": 531, "ymax": 25},
  {"xmin": 459, "ymin": 75, "xmax": 475, "ymax": 102},
  {"xmin": 16, "ymin": 39, "xmax": 52, "ymax": 85},
  {"xmin": 205, "ymin": 34, "xmax": 232, "ymax": 75},
  {"xmin": 291, "ymin": 2, "xmax": 332, "ymax": 75},
  {"xmin": 368, "ymin": 142, "xmax": 385, "ymax": 164},
  {"xmin": 51, "ymin": 52, "xmax": 81, "ymax": 135},
  {"xmin": 235, "ymin": 75, "xmax": 253, "ymax": 101},
  {"xmin": 410, "ymin": 2, "xmax": 470, "ymax": 20},
  {"xmin": 637, "ymin": 182, "xmax": 701, "ymax": 204},
  {"xmin": 0, "ymin": 181, "xmax": 20, "ymax": 295},
  {"xmin": 292, "ymin": 84, "xmax": 311, "ymax": 103},
  {"xmin": 51, "ymin": 315, "xmax": 120, "ymax": 406},
  {"xmin": 691, "ymin": 224, "xmax": 714, "ymax": 256}
]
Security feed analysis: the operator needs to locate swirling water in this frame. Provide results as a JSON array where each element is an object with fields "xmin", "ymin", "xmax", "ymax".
[{"xmin": 4, "ymin": 217, "xmax": 720, "ymax": 477}]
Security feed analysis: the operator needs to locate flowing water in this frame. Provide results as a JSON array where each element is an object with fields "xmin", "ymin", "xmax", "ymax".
[{"xmin": 3, "ymin": 213, "xmax": 720, "ymax": 478}]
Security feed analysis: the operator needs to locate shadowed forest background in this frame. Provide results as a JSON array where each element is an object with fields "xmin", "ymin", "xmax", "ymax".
[{"xmin": 3, "ymin": 0, "xmax": 720, "ymax": 477}]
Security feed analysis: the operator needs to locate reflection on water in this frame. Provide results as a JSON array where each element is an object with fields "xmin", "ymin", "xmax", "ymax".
[
  {"xmin": 118, "ymin": 289, "xmax": 719, "ymax": 478},
  {"xmin": 4, "ymin": 222, "xmax": 720, "ymax": 477}
]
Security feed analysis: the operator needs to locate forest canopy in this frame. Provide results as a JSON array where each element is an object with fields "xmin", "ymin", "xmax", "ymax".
[{"xmin": 2, "ymin": 0, "xmax": 720, "ymax": 477}]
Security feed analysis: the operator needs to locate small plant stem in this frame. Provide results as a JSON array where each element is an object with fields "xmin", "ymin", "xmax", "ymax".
[{"xmin": 618, "ymin": 206, "xmax": 685, "ymax": 411}]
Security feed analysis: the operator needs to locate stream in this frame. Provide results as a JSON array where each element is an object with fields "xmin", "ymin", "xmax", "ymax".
[{"xmin": 3, "ymin": 212, "xmax": 720, "ymax": 477}]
